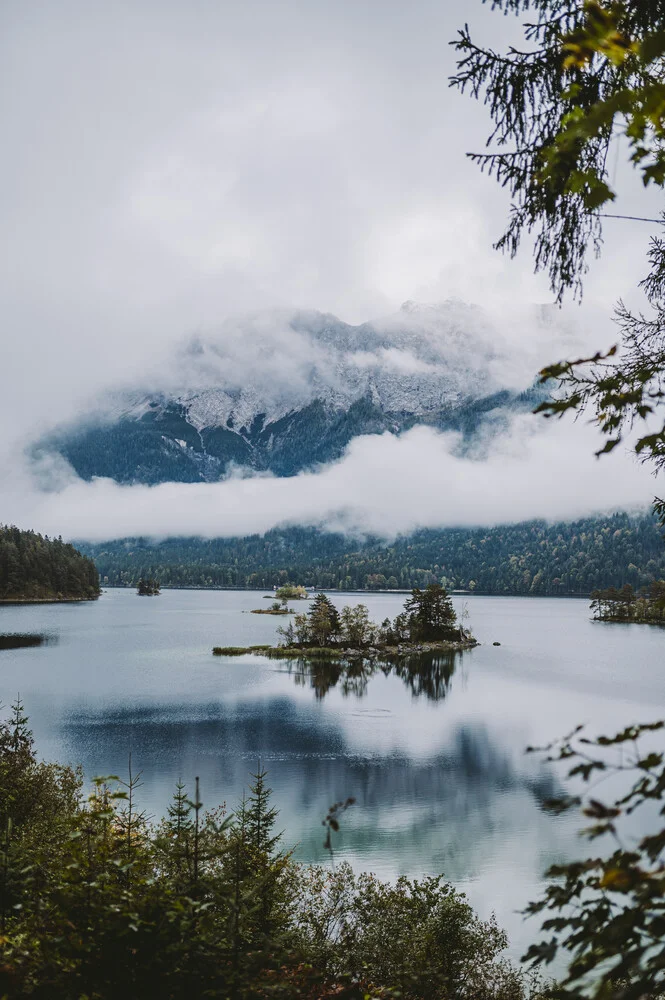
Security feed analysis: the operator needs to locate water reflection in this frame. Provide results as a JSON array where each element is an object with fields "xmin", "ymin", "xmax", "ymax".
[
  {"xmin": 280, "ymin": 649, "xmax": 461, "ymax": 701},
  {"xmin": 0, "ymin": 633, "xmax": 57, "ymax": 651},
  {"xmin": 57, "ymin": 696, "xmax": 563, "ymax": 866},
  {"xmin": 3, "ymin": 588, "xmax": 631, "ymax": 958}
]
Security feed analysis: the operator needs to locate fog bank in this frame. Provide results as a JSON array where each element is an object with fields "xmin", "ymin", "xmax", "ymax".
[{"xmin": 1, "ymin": 418, "xmax": 656, "ymax": 542}]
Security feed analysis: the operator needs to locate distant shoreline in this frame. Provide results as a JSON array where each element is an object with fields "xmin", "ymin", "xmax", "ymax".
[
  {"xmin": 98, "ymin": 585, "xmax": 592, "ymax": 600},
  {"xmin": 0, "ymin": 596, "xmax": 100, "ymax": 605}
]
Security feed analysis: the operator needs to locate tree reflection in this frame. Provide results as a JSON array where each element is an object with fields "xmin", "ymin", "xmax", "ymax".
[{"xmin": 283, "ymin": 650, "xmax": 461, "ymax": 701}]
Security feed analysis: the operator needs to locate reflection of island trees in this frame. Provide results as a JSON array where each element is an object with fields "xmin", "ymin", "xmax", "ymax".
[
  {"xmin": 284, "ymin": 650, "xmax": 461, "ymax": 702},
  {"xmin": 390, "ymin": 651, "xmax": 459, "ymax": 701}
]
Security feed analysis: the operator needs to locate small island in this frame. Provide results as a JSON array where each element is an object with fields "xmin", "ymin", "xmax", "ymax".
[
  {"xmin": 214, "ymin": 585, "xmax": 477, "ymax": 658},
  {"xmin": 137, "ymin": 577, "xmax": 161, "ymax": 596},
  {"xmin": 250, "ymin": 600, "xmax": 294, "ymax": 615},
  {"xmin": 252, "ymin": 584, "xmax": 308, "ymax": 615},
  {"xmin": 0, "ymin": 525, "xmax": 100, "ymax": 603},
  {"xmin": 263, "ymin": 584, "xmax": 309, "ymax": 600}
]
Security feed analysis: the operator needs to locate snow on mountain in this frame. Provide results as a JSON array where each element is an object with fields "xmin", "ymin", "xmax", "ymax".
[
  {"xmin": 118, "ymin": 300, "xmax": 518, "ymax": 428},
  {"xmin": 41, "ymin": 300, "xmax": 557, "ymax": 485}
]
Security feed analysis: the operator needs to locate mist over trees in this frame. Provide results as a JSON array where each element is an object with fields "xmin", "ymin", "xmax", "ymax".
[{"xmin": 79, "ymin": 512, "xmax": 664, "ymax": 595}]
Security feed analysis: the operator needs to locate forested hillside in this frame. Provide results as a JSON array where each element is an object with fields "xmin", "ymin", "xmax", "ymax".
[
  {"xmin": 0, "ymin": 526, "xmax": 100, "ymax": 602},
  {"xmin": 80, "ymin": 512, "xmax": 664, "ymax": 596}
]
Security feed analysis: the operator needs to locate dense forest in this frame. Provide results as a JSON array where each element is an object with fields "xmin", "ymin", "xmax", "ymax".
[
  {"xmin": 0, "ymin": 525, "xmax": 100, "ymax": 602},
  {"xmin": 80, "ymin": 511, "xmax": 665, "ymax": 596}
]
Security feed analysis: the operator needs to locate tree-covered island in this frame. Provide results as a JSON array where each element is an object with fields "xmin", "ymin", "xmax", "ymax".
[
  {"xmin": 274, "ymin": 584, "xmax": 308, "ymax": 599},
  {"xmin": 250, "ymin": 584, "xmax": 308, "ymax": 613},
  {"xmin": 214, "ymin": 585, "xmax": 477, "ymax": 658}
]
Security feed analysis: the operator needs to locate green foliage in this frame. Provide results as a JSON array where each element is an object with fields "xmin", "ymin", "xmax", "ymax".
[
  {"xmin": 338, "ymin": 603, "xmax": 377, "ymax": 648},
  {"xmin": 294, "ymin": 863, "xmax": 539, "ymax": 1000},
  {"xmin": 533, "ymin": 241, "xmax": 665, "ymax": 481},
  {"xmin": 0, "ymin": 702, "xmax": 538, "ymax": 999},
  {"xmin": 0, "ymin": 697, "xmax": 83, "ymax": 933},
  {"xmin": 136, "ymin": 576, "xmax": 160, "ymax": 596},
  {"xmin": 274, "ymin": 584, "xmax": 308, "ymax": 600},
  {"xmin": 523, "ymin": 720, "xmax": 665, "ymax": 1000},
  {"xmin": 451, "ymin": 2, "xmax": 665, "ymax": 489},
  {"xmin": 451, "ymin": 0, "xmax": 665, "ymax": 301},
  {"xmin": 403, "ymin": 584, "xmax": 460, "ymax": 642},
  {"xmin": 78, "ymin": 512, "xmax": 665, "ymax": 595},
  {"xmin": 0, "ymin": 524, "xmax": 100, "ymax": 601},
  {"xmin": 276, "ymin": 587, "xmax": 463, "ymax": 651},
  {"xmin": 307, "ymin": 592, "xmax": 341, "ymax": 645},
  {"xmin": 590, "ymin": 579, "xmax": 665, "ymax": 621}
]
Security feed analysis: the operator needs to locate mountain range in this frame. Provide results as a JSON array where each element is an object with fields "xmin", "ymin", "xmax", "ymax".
[{"xmin": 39, "ymin": 301, "xmax": 553, "ymax": 485}]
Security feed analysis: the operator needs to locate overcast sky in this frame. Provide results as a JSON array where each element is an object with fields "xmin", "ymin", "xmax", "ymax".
[{"xmin": 2, "ymin": 0, "xmax": 663, "ymax": 540}]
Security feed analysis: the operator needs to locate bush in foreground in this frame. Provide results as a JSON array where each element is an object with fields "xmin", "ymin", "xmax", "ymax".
[{"xmin": 0, "ymin": 698, "xmax": 536, "ymax": 1000}]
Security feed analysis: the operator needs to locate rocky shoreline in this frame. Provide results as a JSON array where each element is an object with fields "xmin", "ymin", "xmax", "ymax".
[{"xmin": 213, "ymin": 637, "xmax": 478, "ymax": 658}]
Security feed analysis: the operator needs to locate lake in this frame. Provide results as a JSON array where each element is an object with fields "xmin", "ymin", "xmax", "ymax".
[{"xmin": 1, "ymin": 588, "xmax": 664, "ymax": 958}]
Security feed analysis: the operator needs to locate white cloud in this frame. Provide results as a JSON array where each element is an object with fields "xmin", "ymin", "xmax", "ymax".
[
  {"xmin": 1, "ymin": 0, "xmax": 663, "ymax": 542},
  {"xmin": 2, "ymin": 418, "xmax": 658, "ymax": 542},
  {"xmin": 348, "ymin": 348, "xmax": 438, "ymax": 375}
]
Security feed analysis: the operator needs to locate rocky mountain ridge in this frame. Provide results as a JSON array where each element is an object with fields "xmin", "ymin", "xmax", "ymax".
[{"xmin": 40, "ymin": 301, "xmax": 552, "ymax": 485}]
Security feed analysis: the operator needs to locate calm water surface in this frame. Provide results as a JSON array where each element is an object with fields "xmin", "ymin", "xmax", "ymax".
[{"xmin": 1, "ymin": 588, "xmax": 663, "ymax": 956}]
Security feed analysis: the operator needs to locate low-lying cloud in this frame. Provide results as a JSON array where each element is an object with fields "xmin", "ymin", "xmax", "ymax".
[
  {"xmin": 3, "ymin": 0, "xmax": 664, "ymax": 546},
  {"xmin": 2, "ymin": 417, "xmax": 657, "ymax": 542}
]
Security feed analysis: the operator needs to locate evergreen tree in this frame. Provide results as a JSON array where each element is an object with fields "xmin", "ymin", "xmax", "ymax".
[
  {"xmin": 81, "ymin": 513, "xmax": 665, "ymax": 595},
  {"xmin": 246, "ymin": 766, "xmax": 282, "ymax": 858},
  {"xmin": 0, "ymin": 702, "xmax": 541, "ymax": 999},
  {"xmin": 403, "ymin": 584, "xmax": 459, "ymax": 642},
  {"xmin": 154, "ymin": 779, "xmax": 195, "ymax": 889},
  {"xmin": 451, "ymin": 2, "xmax": 665, "ymax": 505},
  {"xmin": 307, "ymin": 593, "xmax": 340, "ymax": 646}
]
